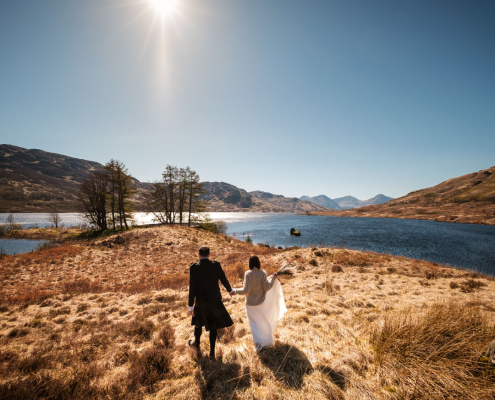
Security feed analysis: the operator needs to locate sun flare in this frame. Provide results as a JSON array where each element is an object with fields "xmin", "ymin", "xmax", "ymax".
[{"xmin": 149, "ymin": 0, "xmax": 178, "ymax": 16}]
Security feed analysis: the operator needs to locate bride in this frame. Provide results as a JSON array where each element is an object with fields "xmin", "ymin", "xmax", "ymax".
[{"xmin": 232, "ymin": 256, "xmax": 287, "ymax": 351}]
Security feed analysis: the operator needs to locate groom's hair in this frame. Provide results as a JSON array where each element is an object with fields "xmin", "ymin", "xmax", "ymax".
[
  {"xmin": 199, "ymin": 246, "xmax": 210, "ymax": 257},
  {"xmin": 249, "ymin": 256, "xmax": 261, "ymax": 270}
]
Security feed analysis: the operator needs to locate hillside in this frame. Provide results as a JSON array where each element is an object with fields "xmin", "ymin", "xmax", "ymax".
[
  {"xmin": 0, "ymin": 225, "xmax": 494, "ymax": 399},
  {"xmin": 249, "ymin": 190, "xmax": 329, "ymax": 212},
  {"xmin": 301, "ymin": 194, "xmax": 393, "ymax": 210},
  {"xmin": 311, "ymin": 166, "xmax": 495, "ymax": 225},
  {"xmin": 0, "ymin": 145, "xmax": 150, "ymax": 212},
  {"xmin": 202, "ymin": 182, "xmax": 329, "ymax": 212}
]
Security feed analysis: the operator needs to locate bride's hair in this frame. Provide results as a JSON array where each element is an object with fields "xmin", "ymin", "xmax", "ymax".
[{"xmin": 249, "ymin": 256, "xmax": 261, "ymax": 270}]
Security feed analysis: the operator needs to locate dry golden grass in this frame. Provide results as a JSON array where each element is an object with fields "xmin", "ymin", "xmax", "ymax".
[
  {"xmin": 0, "ymin": 226, "xmax": 87, "ymax": 241},
  {"xmin": 0, "ymin": 226, "xmax": 494, "ymax": 399}
]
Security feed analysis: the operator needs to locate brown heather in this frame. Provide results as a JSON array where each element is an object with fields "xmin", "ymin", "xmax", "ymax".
[{"xmin": 0, "ymin": 225, "xmax": 494, "ymax": 399}]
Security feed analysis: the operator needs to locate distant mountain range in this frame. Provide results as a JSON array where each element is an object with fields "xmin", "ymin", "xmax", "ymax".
[
  {"xmin": 300, "ymin": 194, "xmax": 393, "ymax": 209},
  {"xmin": 201, "ymin": 183, "xmax": 328, "ymax": 212}
]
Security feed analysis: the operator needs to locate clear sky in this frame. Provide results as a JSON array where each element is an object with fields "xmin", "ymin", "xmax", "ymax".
[{"xmin": 1, "ymin": 0, "xmax": 494, "ymax": 199}]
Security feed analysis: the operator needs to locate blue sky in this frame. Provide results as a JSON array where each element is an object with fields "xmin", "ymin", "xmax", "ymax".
[{"xmin": 1, "ymin": 0, "xmax": 494, "ymax": 199}]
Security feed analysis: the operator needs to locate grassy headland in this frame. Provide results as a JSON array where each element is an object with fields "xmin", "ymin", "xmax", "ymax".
[
  {"xmin": 0, "ymin": 225, "xmax": 494, "ymax": 399},
  {"xmin": 308, "ymin": 166, "xmax": 495, "ymax": 225}
]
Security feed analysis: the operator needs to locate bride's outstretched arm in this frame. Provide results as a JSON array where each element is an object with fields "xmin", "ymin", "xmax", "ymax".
[{"xmin": 233, "ymin": 271, "xmax": 251, "ymax": 295}]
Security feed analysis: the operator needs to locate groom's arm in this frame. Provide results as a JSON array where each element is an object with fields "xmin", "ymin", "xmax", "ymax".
[
  {"xmin": 188, "ymin": 266, "xmax": 196, "ymax": 312},
  {"xmin": 216, "ymin": 262, "xmax": 233, "ymax": 293}
]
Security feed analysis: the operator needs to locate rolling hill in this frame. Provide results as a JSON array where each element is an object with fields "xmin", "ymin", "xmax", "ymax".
[
  {"xmin": 310, "ymin": 166, "xmax": 495, "ymax": 225},
  {"xmin": 0, "ymin": 144, "xmax": 150, "ymax": 212}
]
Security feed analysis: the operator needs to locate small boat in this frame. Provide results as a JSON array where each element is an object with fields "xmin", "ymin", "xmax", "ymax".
[{"xmin": 290, "ymin": 228, "xmax": 301, "ymax": 236}]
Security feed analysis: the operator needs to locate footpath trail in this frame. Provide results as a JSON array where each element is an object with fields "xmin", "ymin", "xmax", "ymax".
[{"xmin": 0, "ymin": 225, "xmax": 494, "ymax": 399}]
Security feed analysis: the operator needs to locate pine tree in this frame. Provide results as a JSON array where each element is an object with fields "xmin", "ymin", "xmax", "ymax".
[{"xmin": 104, "ymin": 160, "xmax": 136, "ymax": 229}]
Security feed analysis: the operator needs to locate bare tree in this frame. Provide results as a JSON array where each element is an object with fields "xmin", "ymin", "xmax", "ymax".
[
  {"xmin": 144, "ymin": 165, "xmax": 207, "ymax": 226},
  {"xmin": 163, "ymin": 165, "xmax": 179, "ymax": 223},
  {"xmin": 215, "ymin": 220, "xmax": 228, "ymax": 235},
  {"xmin": 76, "ymin": 171, "xmax": 108, "ymax": 230},
  {"xmin": 49, "ymin": 212, "xmax": 62, "ymax": 228},
  {"xmin": 7, "ymin": 212, "xmax": 15, "ymax": 232},
  {"xmin": 144, "ymin": 181, "xmax": 168, "ymax": 224}
]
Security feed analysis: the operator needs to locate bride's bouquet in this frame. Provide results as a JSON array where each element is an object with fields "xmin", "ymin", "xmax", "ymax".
[{"xmin": 276, "ymin": 261, "xmax": 297, "ymax": 276}]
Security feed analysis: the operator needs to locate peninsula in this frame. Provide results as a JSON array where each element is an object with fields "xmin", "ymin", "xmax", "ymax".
[{"xmin": 308, "ymin": 166, "xmax": 495, "ymax": 225}]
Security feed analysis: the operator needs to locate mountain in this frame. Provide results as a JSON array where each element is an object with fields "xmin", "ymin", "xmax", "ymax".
[
  {"xmin": 300, "ymin": 195, "xmax": 342, "ymax": 210},
  {"xmin": 309, "ymin": 166, "xmax": 495, "ymax": 225},
  {"xmin": 0, "ymin": 144, "xmax": 149, "ymax": 212},
  {"xmin": 248, "ymin": 190, "xmax": 329, "ymax": 212},
  {"xmin": 361, "ymin": 194, "xmax": 394, "ymax": 206},
  {"xmin": 201, "ymin": 182, "xmax": 255, "ymax": 211},
  {"xmin": 202, "ymin": 183, "xmax": 329, "ymax": 212},
  {"xmin": 301, "ymin": 194, "xmax": 393, "ymax": 210},
  {"xmin": 332, "ymin": 196, "xmax": 361, "ymax": 209}
]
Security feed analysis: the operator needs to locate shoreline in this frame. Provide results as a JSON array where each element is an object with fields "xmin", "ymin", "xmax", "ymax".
[
  {"xmin": 304, "ymin": 208, "xmax": 495, "ymax": 226},
  {"xmin": 1, "ymin": 223, "xmax": 493, "ymax": 277}
]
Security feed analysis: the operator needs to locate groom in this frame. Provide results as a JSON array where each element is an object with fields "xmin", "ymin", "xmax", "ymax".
[{"xmin": 188, "ymin": 245, "xmax": 234, "ymax": 359}]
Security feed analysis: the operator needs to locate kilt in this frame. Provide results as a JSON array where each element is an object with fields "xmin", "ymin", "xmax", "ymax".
[{"xmin": 191, "ymin": 301, "xmax": 233, "ymax": 331}]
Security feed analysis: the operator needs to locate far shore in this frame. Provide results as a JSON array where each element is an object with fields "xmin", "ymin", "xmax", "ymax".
[{"xmin": 303, "ymin": 205, "xmax": 495, "ymax": 226}]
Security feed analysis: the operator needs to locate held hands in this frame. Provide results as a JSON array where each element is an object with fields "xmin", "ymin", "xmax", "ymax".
[{"xmin": 189, "ymin": 309, "xmax": 195, "ymax": 316}]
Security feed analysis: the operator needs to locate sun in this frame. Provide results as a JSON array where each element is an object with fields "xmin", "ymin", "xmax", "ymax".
[{"xmin": 149, "ymin": 0, "xmax": 179, "ymax": 16}]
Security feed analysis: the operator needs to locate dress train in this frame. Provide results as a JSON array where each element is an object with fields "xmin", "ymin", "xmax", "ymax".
[{"xmin": 245, "ymin": 279, "xmax": 287, "ymax": 350}]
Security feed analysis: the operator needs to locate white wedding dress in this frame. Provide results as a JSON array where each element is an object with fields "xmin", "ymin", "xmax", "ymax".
[{"xmin": 245, "ymin": 279, "xmax": 287, "ymax": 350}]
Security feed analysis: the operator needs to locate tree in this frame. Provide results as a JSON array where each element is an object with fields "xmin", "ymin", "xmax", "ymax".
[
  {"xmin": 7, "ymin": 212, "xmax": 15, "ymax": 232},
  {"xmin": 49, "ymin": 212, "xmax": 62, "ymax": 228},
  {"xmin": 104, "ymin": 160, "xmax": 136, "ymax": 229},
  {"xmin": 77, "ymin": 171, "xmax": 108, "ymax": 230},
  {"xmin": 177, "ymin": 167, "xmax": 188, "ymax": 225},
  {"xmin": 185, "ymin": 167, "xmax": 206, "ymax": 227},
  {"xmin": 144, "ymin": 165, "xmax": 207, "ymax": 225},
  {"xmin": 215, "ymin": 220, "xmax": 228, "ymax": 235},
  {"xmin": 104, "ymin": 159, "xmax": 119, "ymax": 229},
  {"xmin": 162, "ymin": 165, "xmax": 179, "ymax": 224},
  {"xmin": 144, "ymin": 180, "xmax": 169, "ymax": 224}
]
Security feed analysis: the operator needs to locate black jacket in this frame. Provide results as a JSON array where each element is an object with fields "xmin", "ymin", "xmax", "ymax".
[{"xmin": 188, "ymin": 258, "xmax": 232, "ymax": 308}]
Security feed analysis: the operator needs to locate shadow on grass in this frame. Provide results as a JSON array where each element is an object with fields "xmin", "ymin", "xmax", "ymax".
[
  {"xmin": 316, "ymin": 365, "xmax": 347, "ymax": 390},
  {"xmin": 258, "ymin": 342, "xmax": 313, "ymax": 389},
  {"xmin": 195, "ymin": 354, "xmax": 250, "ymax": 400}
]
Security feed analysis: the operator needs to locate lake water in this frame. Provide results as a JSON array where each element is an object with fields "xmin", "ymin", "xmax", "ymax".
[
  {"xmin": 1, "ymin": 212, "xmax": 494, "ymax": 274},
  {"xmin": 0, "ymin": 239, "xmax": 49, "ymax": 255}
]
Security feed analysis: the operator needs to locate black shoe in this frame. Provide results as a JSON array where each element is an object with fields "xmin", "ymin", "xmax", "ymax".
[{"xmin": 188, "ymin": 340, "xmax": 200, "ymax": 349}]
